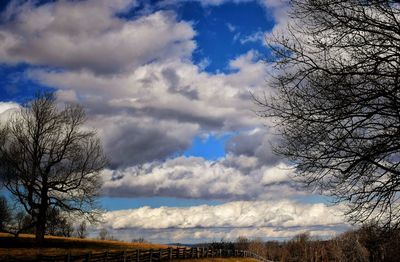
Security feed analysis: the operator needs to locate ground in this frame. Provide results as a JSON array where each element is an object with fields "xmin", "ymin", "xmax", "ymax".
[
  {"xmin": 174, "ymin": 259, "xmax": 259, "ymax": 262},
  {"xmin": 0, "ymin": 233, "xmax": 260, "ymax": 261},
  {"xmin": 0, "ymin": 232, "xmax": 169, "ymax": 258}
]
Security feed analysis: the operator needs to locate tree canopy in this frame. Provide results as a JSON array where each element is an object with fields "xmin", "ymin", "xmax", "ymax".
[{"xmin": 259, "ymin": 0, "xmax": 400, "ymax": 228}]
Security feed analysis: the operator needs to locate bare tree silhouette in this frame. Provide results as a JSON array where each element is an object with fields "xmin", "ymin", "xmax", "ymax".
[
  {"xmin": 258, "ymin": 0, "xmax": 400, "ymax": 228},
  {"xmin": 0, "ymin": 93, "xmax": 107, "ymax": 243}
]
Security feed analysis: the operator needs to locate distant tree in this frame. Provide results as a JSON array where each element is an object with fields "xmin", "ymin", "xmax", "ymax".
[
  {"xmin": 46, "ymin": 208, "xmax": 74, "ymax": 237},
  {"xmin": 259, "ymin": 0, "xmax": 400, "ymax": 228},
  {"xmin": 0, "ymin": 93, "xmax": 107, "ymax": 243},
  {"xmin": 131, "ymin": 237, "xmax": 147, "ymax": 243},
  {"xmin": 248, "ymin": 237, "xmax": 265, "ymax": 256},
  {"xmin": 99, "ymin": 227, "xmax": 108, "ymax": 240},
  {"xmin": 235, "ymin": 236, "xmax": 250, "ymax": 251},
  {"xmin": 0, "ymin": 196, "xmax": 11, "ymax": 231},
  {"xmin": 18, "ymin": 212, "xmax": 35, "ymax": 234},
  {"xmin": 77, "ymin": 221, "xmax": 87, "ymax": 239}
]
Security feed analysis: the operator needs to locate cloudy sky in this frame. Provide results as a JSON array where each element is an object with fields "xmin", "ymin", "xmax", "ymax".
[{"xmin": 0, "ymin": 0, "xmax": 350, "ymax": 243}]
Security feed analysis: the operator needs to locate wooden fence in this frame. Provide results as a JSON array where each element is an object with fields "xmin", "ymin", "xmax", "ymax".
[{"xmin": 1, "ymin": 247, "xmax": 275, "ymax": 262}]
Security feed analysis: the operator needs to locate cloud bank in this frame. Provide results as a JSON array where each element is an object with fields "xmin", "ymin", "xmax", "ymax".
[
  {"xmin": 103, "ymin": 200, "xmax": 345, "ymax": 230},
  {"xmin": 102, "ymin": 154, "xmax": 298, "ymax": 200},
  {"xmin": 95, "ymin": 200, "xmax": 349, "ymax": 243}
]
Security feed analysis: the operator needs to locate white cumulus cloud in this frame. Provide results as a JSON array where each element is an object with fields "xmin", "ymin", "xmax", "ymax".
[
  {"xmin": 0, "ymin": 102, "xmax": 19, "ymax": 125},
  {"xmin": 0, "ymin": 0, "xmax": 195, "ymax": 74},
  {"xmin": 101, "ymin": 155, "xmax": 302, "ymax": 200},
  {"xmin": 99, "ymin": 200, "xmax": 347, "ymax": 238}
]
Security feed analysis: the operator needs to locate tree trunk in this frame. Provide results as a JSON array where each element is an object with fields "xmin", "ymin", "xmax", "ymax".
[
  {"xmin": 35, "ymin": 187, "xmax": 48, "ymax": 245},
  {"xmin": 35, "ymin": 208, "xmax": 46, "ymax": 244}
]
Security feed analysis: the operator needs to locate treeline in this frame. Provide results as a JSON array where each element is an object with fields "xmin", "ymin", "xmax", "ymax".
[
  {"xmin": 0, "ymin": 196, "xmax": 88, "ymax": 238},
  {"xmin": 204, "ymin": 224, "xmax": 400, "ymax": 262}
]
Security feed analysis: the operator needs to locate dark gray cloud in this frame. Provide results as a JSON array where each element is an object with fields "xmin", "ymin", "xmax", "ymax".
[
  {"xmin": 88, "ymin": 116, "xmax": 198, "ymax": 168},
  {"xmin": 104, "ymin": 124, "xmax": 192, "ymax": 168},
  {"xmin": 226, "ymin": 128, "xmax": 282, "ymax": 167},
  {"xmin": 162, "ymin": 68, "xmax": 199, "ymax": 100}
]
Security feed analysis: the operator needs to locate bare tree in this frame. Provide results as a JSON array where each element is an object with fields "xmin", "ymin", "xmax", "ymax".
[
  {"xmin": 46, "ymin": 208, "xmax": 74, "ymax": 237},
  {"xmin": 258, "ymin": 0, "xmax": 400, "ymax": 228},
  {"xmin": 98, "ymin": 227, "xmax": 108, "ymax": 240},
  {"xmin": 77, "ymin": 221, "xmax": 87, "ymax": 239},
  {"xmin": 0, "ymin": 93, "xmax": 107, "ymax": 243},
  {"xmin": 0, "ymin": 195, "xmax": 11, "ymax": 231},
  {"xmin": 235, "ymin": 236, "xmax": 250, "ymax": 251}
]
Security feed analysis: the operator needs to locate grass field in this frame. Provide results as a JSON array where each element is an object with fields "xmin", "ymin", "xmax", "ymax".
[
  {"xmin": 173, "ymin": 259, "xmax": 259, "ymax": 262},
  {"xmin": 0, "ymin": 232, "xmax": 170, "ymax": 258}
]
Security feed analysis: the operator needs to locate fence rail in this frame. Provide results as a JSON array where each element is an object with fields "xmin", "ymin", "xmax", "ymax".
[{"xmin": 1, "ymin": 247, "xmax": 275, "ymax": 262}]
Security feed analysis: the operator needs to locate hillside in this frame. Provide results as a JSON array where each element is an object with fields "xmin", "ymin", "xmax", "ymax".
[{"xmin": 0, "ymin": 233, "xmax": 169, "ymax": 258}]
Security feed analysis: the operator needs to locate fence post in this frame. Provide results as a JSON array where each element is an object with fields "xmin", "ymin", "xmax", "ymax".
[
  {"xmin": 168, "ymin": 248, "xmax": 172, "ymax": 261},
  {"xmin": 123, "ymin": 250, "xmax": 127, "ymax": 262},
  {"xmin": 85, "ymin": 252, "xmax": 91, "ymax": 262},
  {"xmin": 159, "ymin": 249, "xmax": 162, "ymax": 261},
  {"xmin": 66, "ymin": 251, "xmax": 71, "ymax": 262},
  {"xmin": 149, "ymin": 249, "xmax": 153, "ymax": 262},
  {"xmin": 137, "ymin": 250, "xmax": 140, "ymax": 262}
]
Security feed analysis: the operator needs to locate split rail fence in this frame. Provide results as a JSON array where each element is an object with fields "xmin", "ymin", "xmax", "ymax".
[{"xmin": 2, "ymin": 247, "xmax": 275, "ymax": 262}]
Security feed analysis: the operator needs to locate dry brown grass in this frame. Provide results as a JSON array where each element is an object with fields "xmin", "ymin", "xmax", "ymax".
[
  {"xmin": 173, "ymin": 259, "xmax": 259, "ymax": 262},
  {"xmin": 0, "ymin": 232, "xmax": 168, "ymax": 248},
  {"xmin": 0, "ymin": 232, "xmax": 170, "ymax": 258}
]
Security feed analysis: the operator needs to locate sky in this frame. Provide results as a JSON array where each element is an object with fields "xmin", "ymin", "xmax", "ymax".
[{"xmin": 0, "ymin": 0, "xmax": 351, "ymax": 243}]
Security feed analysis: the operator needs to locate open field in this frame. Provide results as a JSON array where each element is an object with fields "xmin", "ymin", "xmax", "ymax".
[
  {"xmin": 0, "ymin": 233, "xmax": 170, "ymax": 258},
  {"xmin": 0, "ymin": 234, "xmax": 268, "ymax": 262},
  {"xmin": 173, "ymin": 259, "xmax": 259, "ymax": 262}
]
